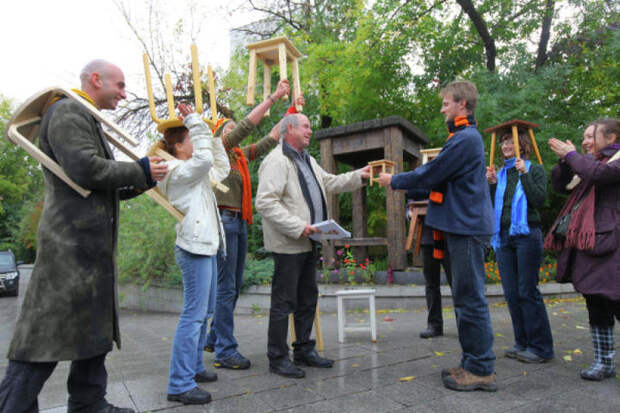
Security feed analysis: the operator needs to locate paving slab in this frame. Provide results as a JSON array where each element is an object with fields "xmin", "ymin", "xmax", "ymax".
[{"xmin": 1, "ymin": 268, "xmax": 618, "ymax": 413}]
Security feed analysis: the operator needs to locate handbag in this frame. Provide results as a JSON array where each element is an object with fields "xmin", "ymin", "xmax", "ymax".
[{"xmin": 553, "ymin": 186, "xmax": 592, "ymax": 239}]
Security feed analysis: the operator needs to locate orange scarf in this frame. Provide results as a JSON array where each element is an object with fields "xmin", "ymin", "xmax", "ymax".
[{"xmin": 231, "ymin": 147, "xmax": 253, "ymax": 224}]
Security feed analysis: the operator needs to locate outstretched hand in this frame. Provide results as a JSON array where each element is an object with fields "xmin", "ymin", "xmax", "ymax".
[
  {"xmin": 273, "ymin": 79, "xmax": 290, "ymax": 100},
  {"xmin": 548, "ymin": 138, "xmax": 576, "ymax": 158},
  {"xmin": 148, "ymin": 156, "xmax": 168, "ymax": 181},
  {"xmin": 177, "ymin": 103, "xmax": 194, "ymax": 120},
  {"xmin": 378, "ymin": 173, "xmax": 392, "ymax": 188}
]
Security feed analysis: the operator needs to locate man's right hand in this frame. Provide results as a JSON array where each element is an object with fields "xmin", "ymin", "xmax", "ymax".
[
  {"xmin": 148, "ymin": 156, "xmax": 168, "ymax": 181},
  {"xmin": 273, "ymin": 79, "xmax": 290, "ymax": 100},
  {"xmin": 301, "ymin": 224, "xmax": 320, "ymax": 238}
]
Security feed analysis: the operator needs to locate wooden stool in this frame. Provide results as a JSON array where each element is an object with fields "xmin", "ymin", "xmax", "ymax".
[
  {"xmin": 368, "ymin": 159, "xmax": 395, "ymax": 186},
  {"xmin": 289, "ymin": 301, "xmax": 324, "ymax": 351},
  {"xmin": 335, "ymin": 289, "xmax": 377, "ymax": 343},
  {"xmin": 246, "ymin": 36, "xmax": 303, "ymax": 116},
  {"xmin": 484, "ymin": 119, "xmax": 543, "ymax": 166}
]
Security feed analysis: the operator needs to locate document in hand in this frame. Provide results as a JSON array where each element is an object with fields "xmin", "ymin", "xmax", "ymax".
[{"xmin": 309, "ymin": 219, "xmax": 351, "ymax": 241}]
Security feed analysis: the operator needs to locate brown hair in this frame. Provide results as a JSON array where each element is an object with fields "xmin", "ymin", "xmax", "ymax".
[
  {"xmin": 589, "ymin": 118, "xmax": 619, "ymax": 144},
  {"xmin": 439, "ymin": 80, "xmax": 478, "ymax": 112},
  {"xmin": 147, "ymin": 126, "xmax": 189, "ymax": 158},
  {"xmin": 499, "ymin": 131, "xmax": 532, "ymax": 159}
]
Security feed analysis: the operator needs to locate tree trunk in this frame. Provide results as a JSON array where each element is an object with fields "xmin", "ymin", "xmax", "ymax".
[
  {"xmin": 455, "ymin": 0, "xmax": 497, "ymax": 72},
  {"xmin": 535, "ymin": 0, "xmax": 554, "ymax": 71}
]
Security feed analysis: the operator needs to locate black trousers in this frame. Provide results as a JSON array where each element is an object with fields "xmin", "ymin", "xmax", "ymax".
[
  {"xmin": 268, "ymin": 250, "xmax": 318, "ymax": 363},
  {"xmin": 0, "ymin": 353, "xmax": 108, "ymax": 413},
  {"xmin": 584, "ymin": 294, "xmax": 620, "ymax": 327},
  {"xmin": 421, "ymin": 245, "xmax": 452, "ymax": 331}
]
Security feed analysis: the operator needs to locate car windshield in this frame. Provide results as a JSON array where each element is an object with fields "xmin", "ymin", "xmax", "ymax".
[{"xmin": 0, "ymin": 254, "xmax": 15, "ymax": 267}]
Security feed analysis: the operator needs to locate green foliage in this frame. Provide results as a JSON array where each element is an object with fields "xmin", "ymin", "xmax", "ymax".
[
  {"xmin": 117, "ymin": 195, "xmax": 181, "ymax": 285},
  {"xmin": 242, "ymin": 257, "xmax": 274, "ymax": 291},
  {"xmin": 0, "ymin": 96, "xmax": 44, "ymax": 259}
]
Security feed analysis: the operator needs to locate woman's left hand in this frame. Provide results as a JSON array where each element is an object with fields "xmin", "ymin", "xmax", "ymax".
[
  {"xmin": 549, "ymin": 138, "xmax": 576, "ymax": 158},
  {"xmin": 515, "ymin": 158, "xmax": 527, "ymax": 174}
]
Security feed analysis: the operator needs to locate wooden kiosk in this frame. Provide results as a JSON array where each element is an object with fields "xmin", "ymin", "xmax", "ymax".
[{"xmin": 314, "ymin": 116, "xmax": 428, "ymax": 270}]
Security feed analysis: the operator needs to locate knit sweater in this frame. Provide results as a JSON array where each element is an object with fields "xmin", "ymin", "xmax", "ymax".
[
  {"xmin": 489, "ymin": 163, "xmax": 546, "ymax": 230},
  {"xmin": 214, "ymin": 117, "xmax": 279, "ymax": 209}
]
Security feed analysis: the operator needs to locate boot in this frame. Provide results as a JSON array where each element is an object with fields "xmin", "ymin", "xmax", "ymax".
[{"xmin": 581, "ymin": 326, "xmax": 616, "ymax": 381}]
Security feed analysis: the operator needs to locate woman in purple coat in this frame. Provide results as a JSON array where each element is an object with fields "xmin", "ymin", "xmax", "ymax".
[{"xmin": 546, "ymin": 119, "xmax": 620, "ymax": 381}]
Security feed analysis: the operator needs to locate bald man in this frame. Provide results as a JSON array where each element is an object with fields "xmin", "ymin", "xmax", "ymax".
[{"xmin": 0, "ymin": 60, "xmax": 167, "ymax": 413}]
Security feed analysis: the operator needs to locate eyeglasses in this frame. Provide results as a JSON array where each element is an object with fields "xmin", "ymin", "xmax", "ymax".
[{"xmin": 499, "ymin": 140, "xmax": 514, "ymax": 147}]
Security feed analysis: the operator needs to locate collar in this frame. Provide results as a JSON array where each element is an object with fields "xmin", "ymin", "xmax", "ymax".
[
  {"xmin": 71, "ymin": 89, "xmax": 98, "ymax": 108},
  {"xmin": 282, "ymin": 140, "xmax": 308, "ymax": 161},
  {"xmin": 447, "ymin": 114, "xmax": 476, "ymax": 134}
]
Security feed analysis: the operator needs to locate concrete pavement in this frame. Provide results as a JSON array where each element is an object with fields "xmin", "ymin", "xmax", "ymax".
[{"xmin": 1, "ymin": 267, "xmax": 618, "ymax": 412}]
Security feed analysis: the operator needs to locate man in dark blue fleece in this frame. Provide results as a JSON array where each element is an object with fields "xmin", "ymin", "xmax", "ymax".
[{"xmin": 378, "ymin": 80, "xmax": 496, "ymax": 392}]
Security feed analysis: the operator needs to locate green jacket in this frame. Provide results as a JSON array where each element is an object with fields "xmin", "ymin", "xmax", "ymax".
[
  {"xmin": 8, "ymin": 98, "xmax": 150, "ymax": 362},
  {"xmin": 214, "ymin": 117, "xmax": 278, "ymax": 209}
]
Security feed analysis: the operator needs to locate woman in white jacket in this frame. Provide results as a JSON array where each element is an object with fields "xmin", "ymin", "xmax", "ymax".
[{"xmin": 152, "ymin": 103, "xmax": 230, "ymax": 405}]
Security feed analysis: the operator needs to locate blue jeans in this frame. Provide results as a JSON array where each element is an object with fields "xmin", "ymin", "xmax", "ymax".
[
  {"xmin": 206, "ymin": 213, "xmax": 248, "ymax": 359},
  {"xmin": 168, "ymin": 246, "xmax": 217, "ymax": 395},
  {"xmin": 496, "ymin": 228, "xmax": 554, "ymax": 359},
  {"xmin": 446, "ymin": 233, "xmax": 496, "ymax": 376}
]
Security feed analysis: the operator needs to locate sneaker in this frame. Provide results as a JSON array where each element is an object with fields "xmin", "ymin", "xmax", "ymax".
[
  {"xmin": 504, "ymin": 346, "xmax": 522, "ymax": 359},
  {"xmin": 167, "ymin": 386, "xmax": 212, "ymax": 405},
  {"xmin": 516, "ymin": 350, "xmax": 551, "ymax": 364},
  {"xmin": 270, "ymin": 358, "xmax": 306, "ymax": 378},
  {"xmin": 214, "ymin": 353, "xmax": 251, "ymax": 370},
  {"xmin": 442, "ymin": 369, "xmax": 497, "ymax": 392},
  {"xmin": 441, "ymin": 366, "xmax": 464, "ymax": 378},
  {"xmin": 194, "ymin": 371, "xmax": 218, "ymax": 383}
]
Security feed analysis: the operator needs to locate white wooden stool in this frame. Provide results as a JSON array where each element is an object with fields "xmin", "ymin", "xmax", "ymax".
[{"xmin": 335, "ymin": 289, "xmax": 377, "ymax": 343}]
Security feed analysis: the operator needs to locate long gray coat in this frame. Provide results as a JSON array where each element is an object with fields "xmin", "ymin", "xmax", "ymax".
[{"xmin": 8, "ymin": 98, "xmax": 151, "ymax": 362}]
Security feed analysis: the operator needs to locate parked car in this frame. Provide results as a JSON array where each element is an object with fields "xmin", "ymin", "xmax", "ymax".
[{"xmin": 0, "ymin": 250, "xmax": 20, "ymax": 297}]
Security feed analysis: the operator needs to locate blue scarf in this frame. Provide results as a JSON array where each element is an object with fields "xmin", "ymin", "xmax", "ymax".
[{"xmin": 491, "ymin": 157, "xmax": 531, "ymax": 250}]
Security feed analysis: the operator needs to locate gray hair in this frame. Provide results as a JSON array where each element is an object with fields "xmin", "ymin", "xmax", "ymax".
[
  {"xmin": 79, "ymin": 59, "xmax": 112, "ymax": 86},
  {"xmin": 280, "ymin": 114, "xmax": 300, "ymax": 138}
]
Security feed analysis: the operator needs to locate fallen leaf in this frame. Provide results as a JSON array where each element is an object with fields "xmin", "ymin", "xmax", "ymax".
[
  {"xmin": 495, "ymin": 333, "xmax": 504, "ymax": 337},
  {"xmin": 161, "ymin": 337, "xmax": 168, "ymax": 341},
  {"xmin": 573, "ymin": 349, "xmax": 582, "ymax": 354},
  {"xmin": 383, "ymin": 316, "xmax": 395, "ymax": 322},
  {"xmin": 281, "ymin": 384, "xmax": 287, "ymax": 388},
  {"xmin": 352, "ymin": 363, "xmax": 360, "ymax": 368},
  {"xmin": 576, "ymin": 325, "xmax": 587, "ymax": 330},
  {"xmin": 563, "ymin": 355, "xmax": 573, "ymax": 362},
  {"xmin": 522, "ymin": 371, "xmax": 528, "ymax": 376},
  {"xmin": 434, "ymin": 351, "xmax": 444, "ymax": 357},
  {"xmin": 399, "ymin": 376, "xmax": 416, "ymax": 382},
  {"xmin": 552, "ymin": 312, "xmax": 559, "ymax": 316},
  {"xmin": 258, "ymin": 321, "xmax": 263, "ymax": 325}
]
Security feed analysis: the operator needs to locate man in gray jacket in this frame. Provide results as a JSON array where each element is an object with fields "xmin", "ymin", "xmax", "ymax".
[
  {"xmin": 0, "ymin": 60, "xmax": 168, "ymax": 413},
  {"xmin": 255, "ymin": 114, "xmax": 369, "ymax": 378}
]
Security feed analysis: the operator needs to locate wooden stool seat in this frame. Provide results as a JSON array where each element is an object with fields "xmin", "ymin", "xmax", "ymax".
[{"xmin": 484, "ymin": 119, "xmax": 543, "ymax": 166}]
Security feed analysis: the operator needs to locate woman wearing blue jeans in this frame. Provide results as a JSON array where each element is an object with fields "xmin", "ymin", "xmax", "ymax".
[
  {"xmin": 150, "ymin": 103, "xmax": 229, "ymax": 405},
  {"xmin": 487, "ymin": 130, "xmax": 554, "ymax": 363}
]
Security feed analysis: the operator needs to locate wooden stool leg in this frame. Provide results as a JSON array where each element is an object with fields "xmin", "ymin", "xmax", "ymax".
[
  {"xmin": 289, "ymin": 313, "xmax": 296, "ymax": 345},
  {"xmin": 263, "ymin": 64, "xmax": 271, "ymax": 117},
  {"xmin": 369, "ymin": 295, "xmax": 377, "ymax": 342},
  {"xmin": 247, "ymin": 49, "xmax": 257, "ymax": 105},
  {"xmin": 314, "ymin": 301, "xmax": 324, "ymax": 351},
  {"xmin": 292, "ymin": 58, "xmax": 302, "ymax": 112},
  {"xmin": 528, "ymin": 128, "xmax": 543, "ymax": 165},
  {"xmin": 278, "ymin": 43, "xmax": 288, "ymax": 100},
  {"xmin": 337, "ymin": 296, "xmax": 345, "ymax": 343}
]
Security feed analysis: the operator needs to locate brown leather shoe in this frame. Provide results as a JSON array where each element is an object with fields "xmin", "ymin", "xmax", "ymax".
[
  {"xmin": 441, "ymin": 366, "xmax": 464, "ymax": 378},
  {"xmin": 442, "ymin": 369, "xmax": 497, "ymax": 392}
]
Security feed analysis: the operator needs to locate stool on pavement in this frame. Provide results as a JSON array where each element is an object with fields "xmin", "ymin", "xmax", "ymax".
[{"xmin": 335, "ymin": 289, "xmax": 377, "ymax": 343}]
